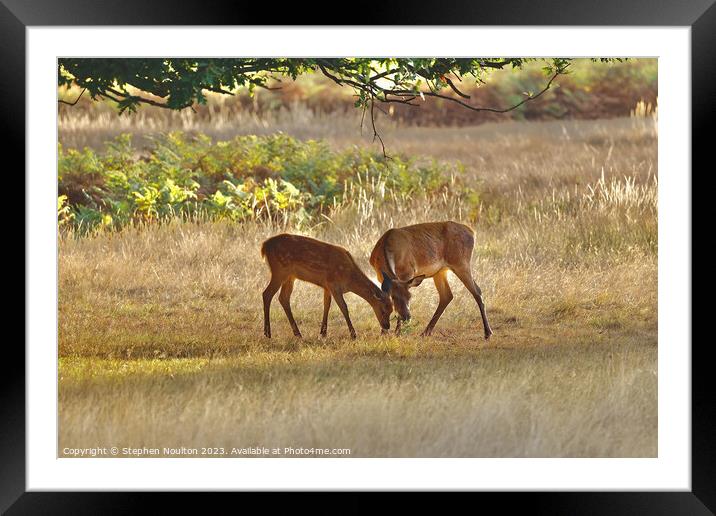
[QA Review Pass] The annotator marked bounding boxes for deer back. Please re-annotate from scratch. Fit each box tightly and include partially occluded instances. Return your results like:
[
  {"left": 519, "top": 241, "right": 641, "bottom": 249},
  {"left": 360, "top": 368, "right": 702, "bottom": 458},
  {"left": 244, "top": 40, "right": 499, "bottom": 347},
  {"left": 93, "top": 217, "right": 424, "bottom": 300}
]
[{"left": 371, "top": 222, "right": 475, "bottom": 283}]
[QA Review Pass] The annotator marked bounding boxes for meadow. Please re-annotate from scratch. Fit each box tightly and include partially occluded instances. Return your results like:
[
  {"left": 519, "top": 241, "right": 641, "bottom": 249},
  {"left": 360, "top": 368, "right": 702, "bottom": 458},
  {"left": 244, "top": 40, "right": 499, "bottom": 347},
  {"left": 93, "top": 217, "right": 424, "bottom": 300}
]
[{"left": 58, "top": 71, "right": 658, "bottom": 457}]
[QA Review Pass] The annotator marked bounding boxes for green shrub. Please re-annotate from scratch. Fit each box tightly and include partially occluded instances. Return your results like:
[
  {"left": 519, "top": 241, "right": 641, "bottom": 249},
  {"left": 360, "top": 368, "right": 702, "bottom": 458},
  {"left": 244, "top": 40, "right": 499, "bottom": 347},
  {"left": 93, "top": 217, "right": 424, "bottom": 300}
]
[{"left": 58, "top": 132, "right": 460, "bottom": 233}]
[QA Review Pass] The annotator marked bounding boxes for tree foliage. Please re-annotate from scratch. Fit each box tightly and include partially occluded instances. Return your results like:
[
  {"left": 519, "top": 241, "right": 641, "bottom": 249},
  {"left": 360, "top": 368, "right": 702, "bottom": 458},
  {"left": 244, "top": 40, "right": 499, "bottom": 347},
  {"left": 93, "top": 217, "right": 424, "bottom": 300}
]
[
  {"left": 58, "top": 58, "right": 621, "bottom": 154},
  {"left": 58, "top": 58, "right": 590, "bottom": 113}
]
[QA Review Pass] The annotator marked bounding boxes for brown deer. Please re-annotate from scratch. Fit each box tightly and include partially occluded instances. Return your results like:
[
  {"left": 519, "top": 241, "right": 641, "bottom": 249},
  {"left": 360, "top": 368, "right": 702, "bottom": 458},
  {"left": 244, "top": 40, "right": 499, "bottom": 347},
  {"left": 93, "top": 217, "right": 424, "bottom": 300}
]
[
  {"left": 369, "top": 221, "right": 492, "bottom": 339},
  {"left": 261, "top": 233, "right": 393, "bottom": 339}
]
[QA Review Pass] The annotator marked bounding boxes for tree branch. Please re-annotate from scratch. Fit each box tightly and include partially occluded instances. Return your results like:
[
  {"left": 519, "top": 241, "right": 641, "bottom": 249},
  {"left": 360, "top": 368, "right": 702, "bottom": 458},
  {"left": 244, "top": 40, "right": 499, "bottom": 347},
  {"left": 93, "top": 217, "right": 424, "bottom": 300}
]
[
  {"left": 370, "top": 97, "right": 389, "bottom": 160},
  {"left": 382, "top": 67, "right": 566, "bottom": 114},
  {"left": 106, "top": 87, "right": 194, "bottom": 111},
  {"left": 362, "top": 63, "right": 566, "bottom": 156},
  {"left": 444, "top": 77, "right": 470, "bottom": 99},
  {"left": 202, "top": 85, "right": 235, "bottom": 96},
  {"left": 58, "top": 87, "right": 86, "bottom": 106}
]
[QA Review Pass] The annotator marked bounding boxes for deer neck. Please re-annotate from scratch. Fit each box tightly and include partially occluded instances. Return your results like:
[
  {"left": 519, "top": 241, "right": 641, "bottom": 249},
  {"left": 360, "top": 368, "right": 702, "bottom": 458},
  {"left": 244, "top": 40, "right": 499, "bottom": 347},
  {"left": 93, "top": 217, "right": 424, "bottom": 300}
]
[{"left": 349, "top": 269, "right": 380, "bottom": 304}]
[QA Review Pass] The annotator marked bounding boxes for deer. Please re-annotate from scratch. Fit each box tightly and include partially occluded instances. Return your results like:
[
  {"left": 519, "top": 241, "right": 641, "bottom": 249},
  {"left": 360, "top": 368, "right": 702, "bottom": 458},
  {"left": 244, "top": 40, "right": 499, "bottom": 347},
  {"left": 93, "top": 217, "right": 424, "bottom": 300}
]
[
  {"left": 261, "top": 233, "right": 393, "bottom": 339},
  {"left": 369, "top": 221, "right": 493, "bottom": 339}
]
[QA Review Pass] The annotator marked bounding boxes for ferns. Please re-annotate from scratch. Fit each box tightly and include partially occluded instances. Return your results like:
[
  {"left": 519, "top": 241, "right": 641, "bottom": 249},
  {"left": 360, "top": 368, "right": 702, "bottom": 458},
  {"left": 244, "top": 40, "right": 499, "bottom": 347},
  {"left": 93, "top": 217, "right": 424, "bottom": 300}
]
[{"left": 58, "top": 132, "right": 454, "bottom": 233}]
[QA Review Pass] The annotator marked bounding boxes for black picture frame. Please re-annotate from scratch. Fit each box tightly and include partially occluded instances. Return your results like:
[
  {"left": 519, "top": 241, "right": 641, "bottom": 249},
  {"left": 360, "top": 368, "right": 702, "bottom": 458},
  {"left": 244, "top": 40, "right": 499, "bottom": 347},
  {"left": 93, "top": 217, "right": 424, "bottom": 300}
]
[{"left": 4, "top": 1, "right": 709, "bottom": 513}]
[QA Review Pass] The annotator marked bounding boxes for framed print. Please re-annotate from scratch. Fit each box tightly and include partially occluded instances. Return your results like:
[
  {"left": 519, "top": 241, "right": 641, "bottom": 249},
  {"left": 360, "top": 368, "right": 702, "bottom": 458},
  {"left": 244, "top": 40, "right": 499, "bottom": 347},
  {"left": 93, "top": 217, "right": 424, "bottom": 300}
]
[{"left": 5, "top": 0, "right": 710, "bottom": 512}]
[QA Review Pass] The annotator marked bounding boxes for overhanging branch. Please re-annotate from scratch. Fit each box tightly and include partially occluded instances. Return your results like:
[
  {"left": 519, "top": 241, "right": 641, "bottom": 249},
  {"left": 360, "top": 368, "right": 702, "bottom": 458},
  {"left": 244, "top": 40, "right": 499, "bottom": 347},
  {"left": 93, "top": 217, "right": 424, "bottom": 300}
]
[{"left": 58, "top": 87, "right": 86, "bottom": 106}]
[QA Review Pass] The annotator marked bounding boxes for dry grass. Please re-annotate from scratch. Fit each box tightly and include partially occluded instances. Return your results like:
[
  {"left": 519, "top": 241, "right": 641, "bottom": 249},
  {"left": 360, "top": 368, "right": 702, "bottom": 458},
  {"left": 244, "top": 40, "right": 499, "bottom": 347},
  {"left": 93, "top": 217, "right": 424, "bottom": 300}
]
[
  {"left": 58, "top": 116, "right": 657, "bottom": 457},
  {"left": 59, "top": 343, "right": 656, "bottom": 457}
]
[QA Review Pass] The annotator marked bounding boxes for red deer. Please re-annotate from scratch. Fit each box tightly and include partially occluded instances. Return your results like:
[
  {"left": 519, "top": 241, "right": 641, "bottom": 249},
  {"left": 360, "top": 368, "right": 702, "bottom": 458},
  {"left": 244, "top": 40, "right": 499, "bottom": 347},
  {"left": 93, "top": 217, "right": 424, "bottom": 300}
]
[
  {"left": 261, "top": 234, "right": 393, "bottom": 339},
  {"left": 369, "top": 221, "right": 492, "bottom": 339}
]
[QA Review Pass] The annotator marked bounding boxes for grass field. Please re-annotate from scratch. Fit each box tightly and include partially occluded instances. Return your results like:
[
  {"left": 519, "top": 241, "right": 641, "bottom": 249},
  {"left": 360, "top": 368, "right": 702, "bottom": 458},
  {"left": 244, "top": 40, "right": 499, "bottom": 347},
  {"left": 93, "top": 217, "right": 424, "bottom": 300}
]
[{"left": 58, "top": 115, "right": 658, "bottom": 457}]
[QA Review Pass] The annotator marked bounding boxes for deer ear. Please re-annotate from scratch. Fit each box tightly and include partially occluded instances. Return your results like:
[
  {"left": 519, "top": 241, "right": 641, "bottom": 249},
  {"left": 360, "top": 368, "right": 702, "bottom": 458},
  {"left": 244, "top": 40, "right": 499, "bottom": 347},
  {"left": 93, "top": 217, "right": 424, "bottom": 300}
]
[
  {"left": 408, "top": 275, "right": 425, "bottom": 287},
  {"left": 381, "top": 272, "right": 393, "bottom": 293}
]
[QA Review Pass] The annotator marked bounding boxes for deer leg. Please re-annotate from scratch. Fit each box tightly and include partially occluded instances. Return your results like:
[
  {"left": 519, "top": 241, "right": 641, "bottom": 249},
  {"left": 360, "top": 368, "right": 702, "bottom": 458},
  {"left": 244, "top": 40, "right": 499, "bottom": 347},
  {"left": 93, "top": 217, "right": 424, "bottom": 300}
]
[
  {"left": 262, "top": 276, "right": 283, "bottom": 338},
  {"left": 331, "top": 289, "right": 357, "bottom": 339},
  {"left": 452, "top": 267, "right": 493, "bottom": 340},
  {"left": 320, "top": 288, "right": 332, "bottom": 337},
  {"left": 421, "top": 270, "right": 454, "bottom": 337},
  {"left": 278, "top": 278, "right": 302, "bottom": 338}
]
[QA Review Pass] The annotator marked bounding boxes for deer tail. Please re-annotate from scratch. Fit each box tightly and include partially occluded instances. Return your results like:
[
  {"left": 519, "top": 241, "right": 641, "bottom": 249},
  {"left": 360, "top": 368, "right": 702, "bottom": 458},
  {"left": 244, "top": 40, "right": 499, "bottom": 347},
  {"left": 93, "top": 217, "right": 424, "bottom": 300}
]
[{"left": 260, "top": 241, "right": 268, "bottom": 259}]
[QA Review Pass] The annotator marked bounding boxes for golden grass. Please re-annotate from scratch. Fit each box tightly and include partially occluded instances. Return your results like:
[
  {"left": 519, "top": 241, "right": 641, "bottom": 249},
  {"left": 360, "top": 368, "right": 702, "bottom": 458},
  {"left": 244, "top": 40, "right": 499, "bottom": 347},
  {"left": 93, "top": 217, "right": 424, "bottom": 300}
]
[
  {"left": 58, "top": 116, "right": 657, "bottom": 457},
  {"left": 59, "top": 341, "right": 656, "bottom": 457}
]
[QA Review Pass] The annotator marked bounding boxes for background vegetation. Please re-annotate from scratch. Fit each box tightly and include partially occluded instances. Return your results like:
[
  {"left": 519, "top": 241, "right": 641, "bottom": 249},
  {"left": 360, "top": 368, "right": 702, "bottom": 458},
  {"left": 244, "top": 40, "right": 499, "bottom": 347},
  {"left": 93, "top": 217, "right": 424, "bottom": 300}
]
[
  {"left": 58, "top": 132, "right": 455, "bottom": 232},
  {"left": 59, "top": 59, "right": 657, "bottom": 149}
]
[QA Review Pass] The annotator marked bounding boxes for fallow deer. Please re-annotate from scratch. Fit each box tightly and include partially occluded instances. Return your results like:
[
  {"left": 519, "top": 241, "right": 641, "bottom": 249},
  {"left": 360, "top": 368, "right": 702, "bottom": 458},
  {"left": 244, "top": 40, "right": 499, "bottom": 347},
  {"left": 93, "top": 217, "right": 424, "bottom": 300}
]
[
  {"left": 261, "top": 234, "right": 393, "bottom": 339},
  {"left": 369, "top": 221, "right": 493, "bottom": 339}
]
